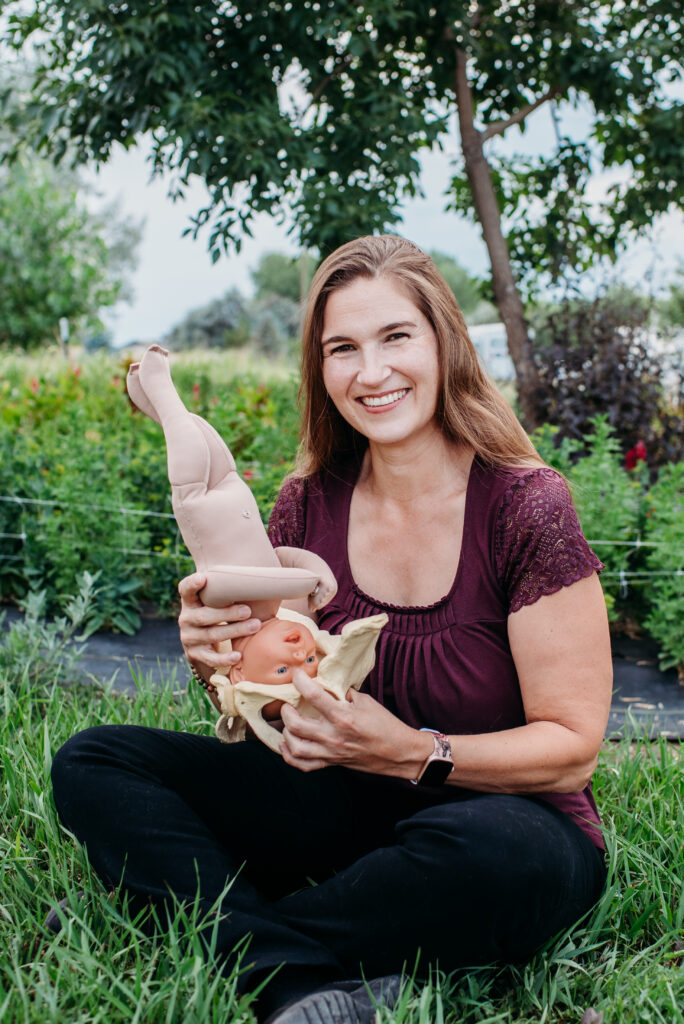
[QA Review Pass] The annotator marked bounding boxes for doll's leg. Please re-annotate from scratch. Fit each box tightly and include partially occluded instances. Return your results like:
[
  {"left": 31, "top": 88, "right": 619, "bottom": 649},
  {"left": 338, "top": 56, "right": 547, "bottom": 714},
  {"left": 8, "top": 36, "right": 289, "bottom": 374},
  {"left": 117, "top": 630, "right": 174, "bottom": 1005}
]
[
  {"left": 126, "top": 362, "right": 161, "bottom": 423},
  {"left": 127, "top": 360, "right": 235, "bottom": 490}
]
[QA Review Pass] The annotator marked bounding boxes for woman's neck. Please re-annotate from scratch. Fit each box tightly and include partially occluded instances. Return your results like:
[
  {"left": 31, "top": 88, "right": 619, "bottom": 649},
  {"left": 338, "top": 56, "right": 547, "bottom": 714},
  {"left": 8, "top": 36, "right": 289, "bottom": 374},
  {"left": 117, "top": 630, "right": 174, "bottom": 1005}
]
[{"left": 359, "top": 433, "right": 474, "bottom": 504}]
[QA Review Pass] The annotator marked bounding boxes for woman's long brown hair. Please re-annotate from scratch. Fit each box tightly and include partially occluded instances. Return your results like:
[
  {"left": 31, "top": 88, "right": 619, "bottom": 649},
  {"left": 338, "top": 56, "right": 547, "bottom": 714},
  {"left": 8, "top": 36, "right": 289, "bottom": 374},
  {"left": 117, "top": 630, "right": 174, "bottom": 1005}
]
[{"left": 296, "top": 235, "right": 543, "bottom": 476}]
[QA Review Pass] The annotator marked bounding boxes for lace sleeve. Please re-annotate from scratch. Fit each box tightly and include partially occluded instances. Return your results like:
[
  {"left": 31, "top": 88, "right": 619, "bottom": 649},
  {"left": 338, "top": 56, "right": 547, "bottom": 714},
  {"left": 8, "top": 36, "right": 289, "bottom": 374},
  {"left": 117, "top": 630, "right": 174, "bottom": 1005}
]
[
  {"left": 267, "top": 475, "right": 307, "bottom": 549},
  {"left": 495, "top": 468, "right": 603, "bottom": 614}
]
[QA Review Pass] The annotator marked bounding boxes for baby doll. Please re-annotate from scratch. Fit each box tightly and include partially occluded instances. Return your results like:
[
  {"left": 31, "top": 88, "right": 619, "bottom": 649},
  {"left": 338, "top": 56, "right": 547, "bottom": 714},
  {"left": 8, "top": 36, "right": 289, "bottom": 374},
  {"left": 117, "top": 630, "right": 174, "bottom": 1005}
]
[{"left": 127, "top": 346, "right": 386, "bottom": 752}]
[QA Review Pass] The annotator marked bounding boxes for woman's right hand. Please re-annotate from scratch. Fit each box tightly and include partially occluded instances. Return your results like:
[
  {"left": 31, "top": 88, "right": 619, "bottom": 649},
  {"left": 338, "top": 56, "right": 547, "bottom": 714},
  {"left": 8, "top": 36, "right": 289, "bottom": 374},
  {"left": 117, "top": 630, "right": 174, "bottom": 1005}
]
[{"left": 178, "top": 572, "right": 262, "bottom": 673}]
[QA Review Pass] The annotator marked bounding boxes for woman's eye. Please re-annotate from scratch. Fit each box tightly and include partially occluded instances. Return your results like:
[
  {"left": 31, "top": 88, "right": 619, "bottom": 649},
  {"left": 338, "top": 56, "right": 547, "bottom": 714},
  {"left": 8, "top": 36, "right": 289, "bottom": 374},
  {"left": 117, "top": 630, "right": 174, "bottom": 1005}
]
[
  {"left": 275, "top": 666, "right": 288, "bottom": 675},
  {"left": 327, "top": 343, "right": 355, "bottom": 356},
  {"left": 385, "top": 332, "right": 408, "bottom": 342}
]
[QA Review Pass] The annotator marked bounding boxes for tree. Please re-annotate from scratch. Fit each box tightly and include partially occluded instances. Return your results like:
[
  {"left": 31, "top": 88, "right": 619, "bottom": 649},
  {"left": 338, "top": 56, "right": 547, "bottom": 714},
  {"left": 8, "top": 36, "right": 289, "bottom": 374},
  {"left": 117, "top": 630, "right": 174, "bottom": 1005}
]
[
  {"left": 659, "top": 270, "right": 684, "bottom": 330},
  {"left": 251, "top": 251, "right": 316, "bottom": 305},
  {"left": 0, "top": 159, "right": 128, "bottom": 350},
  {"left": 164, "top": 288, "right": 249, "bottom": 350},
  {"left": 3, "top": 2, "right": 682, "bottom": 423},
  {"left": 427, "top": 252, "right": 484, "bottom": 317}
]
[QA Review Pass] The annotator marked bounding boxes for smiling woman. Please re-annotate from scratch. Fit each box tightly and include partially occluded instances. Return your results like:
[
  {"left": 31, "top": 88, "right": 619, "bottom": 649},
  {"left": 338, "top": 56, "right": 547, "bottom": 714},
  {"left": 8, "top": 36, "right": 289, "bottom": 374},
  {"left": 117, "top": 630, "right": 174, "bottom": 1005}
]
[{"left": 50, "top": 236, "right": 613, "bottom": 1024}]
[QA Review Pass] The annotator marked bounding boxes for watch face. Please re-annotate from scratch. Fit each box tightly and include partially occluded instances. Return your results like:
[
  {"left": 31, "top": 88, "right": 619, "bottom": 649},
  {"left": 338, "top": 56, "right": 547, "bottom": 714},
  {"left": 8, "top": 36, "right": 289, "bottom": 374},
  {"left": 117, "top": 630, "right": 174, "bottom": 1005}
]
[{"left": 418, "top": 757, "right": 454, "bottom": 787}]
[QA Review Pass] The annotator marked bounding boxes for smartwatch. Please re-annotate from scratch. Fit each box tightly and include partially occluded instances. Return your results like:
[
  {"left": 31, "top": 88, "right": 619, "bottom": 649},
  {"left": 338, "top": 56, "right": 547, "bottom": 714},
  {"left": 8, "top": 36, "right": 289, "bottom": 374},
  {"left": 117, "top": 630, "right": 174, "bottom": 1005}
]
[{"left": 411, "top": 729, "right": 454, "bottom": 787}]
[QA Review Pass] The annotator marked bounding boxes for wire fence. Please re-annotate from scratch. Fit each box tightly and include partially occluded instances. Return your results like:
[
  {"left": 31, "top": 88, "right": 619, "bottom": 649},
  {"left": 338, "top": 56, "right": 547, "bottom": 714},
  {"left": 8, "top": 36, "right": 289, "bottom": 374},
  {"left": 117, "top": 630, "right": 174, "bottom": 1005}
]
[
  {"left": 1, "top": 493, "right": 683, "bottom": 581},
  {"left": 0, "top": 493, "right": 190, "bottom": 565}
]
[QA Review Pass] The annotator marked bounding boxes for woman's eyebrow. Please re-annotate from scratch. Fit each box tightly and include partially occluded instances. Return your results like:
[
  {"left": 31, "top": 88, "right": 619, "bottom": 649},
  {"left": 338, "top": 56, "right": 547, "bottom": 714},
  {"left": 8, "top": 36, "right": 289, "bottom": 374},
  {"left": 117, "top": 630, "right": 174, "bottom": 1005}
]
[{"left": 321, "top": 321, "right": 417, "bottom": 347}]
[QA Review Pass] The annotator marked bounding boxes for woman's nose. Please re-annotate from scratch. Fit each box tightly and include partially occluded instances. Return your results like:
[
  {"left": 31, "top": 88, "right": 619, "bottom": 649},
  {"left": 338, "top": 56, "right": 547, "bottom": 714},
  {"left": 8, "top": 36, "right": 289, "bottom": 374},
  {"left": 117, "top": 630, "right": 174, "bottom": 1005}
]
[{"left": 356, "top": 346, "right": 391, "bottom": 387}]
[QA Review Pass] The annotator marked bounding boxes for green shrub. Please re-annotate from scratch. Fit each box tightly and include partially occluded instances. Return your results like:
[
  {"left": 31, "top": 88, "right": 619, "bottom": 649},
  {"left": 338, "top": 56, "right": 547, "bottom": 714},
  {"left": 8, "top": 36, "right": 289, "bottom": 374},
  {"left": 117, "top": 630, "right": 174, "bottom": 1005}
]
[
  {"left": 643, "top": 463, "right": 684, "bottom": 678},
  {"left": 0, "top": 351, "right": 301, "bottom": 628},
  {"left": 566, "top": 418, "right": 643, "bottom": 618},
  {"left": 533, "top": 417, "right": 643, "bottom": 620},
  {"left": 530, "top": 289, "right": 684, "bottom": 468}
]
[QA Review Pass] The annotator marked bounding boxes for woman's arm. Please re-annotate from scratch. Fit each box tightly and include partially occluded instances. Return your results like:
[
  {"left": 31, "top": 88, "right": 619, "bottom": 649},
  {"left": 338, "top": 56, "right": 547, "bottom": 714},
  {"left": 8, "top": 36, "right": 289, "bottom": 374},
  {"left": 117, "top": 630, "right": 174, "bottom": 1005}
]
[{"left": 279, "top": 574, "right": 612, "bottom": 794}]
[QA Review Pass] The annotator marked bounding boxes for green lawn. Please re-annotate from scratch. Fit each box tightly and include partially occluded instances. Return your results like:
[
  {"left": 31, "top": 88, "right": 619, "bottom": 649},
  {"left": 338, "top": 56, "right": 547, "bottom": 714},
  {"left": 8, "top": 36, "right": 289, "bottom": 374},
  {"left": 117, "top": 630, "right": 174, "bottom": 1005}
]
[{"left": 1, "top": 606, "right": 682, "bottom": 1023}]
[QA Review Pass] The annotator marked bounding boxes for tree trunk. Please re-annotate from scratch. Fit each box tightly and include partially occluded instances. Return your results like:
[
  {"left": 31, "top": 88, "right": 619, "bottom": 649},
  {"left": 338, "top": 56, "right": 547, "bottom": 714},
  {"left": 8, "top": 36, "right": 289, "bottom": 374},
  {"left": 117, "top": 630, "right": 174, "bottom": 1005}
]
[{"left": 453, "top": 48, "right": 542, "bottom": 430}]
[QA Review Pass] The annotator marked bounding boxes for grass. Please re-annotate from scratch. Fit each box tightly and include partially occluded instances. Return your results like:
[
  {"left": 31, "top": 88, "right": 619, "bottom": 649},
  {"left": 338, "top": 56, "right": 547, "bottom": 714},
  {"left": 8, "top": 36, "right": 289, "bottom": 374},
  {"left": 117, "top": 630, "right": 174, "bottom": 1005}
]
[{"left": 1, "top": 607, "right": 682, "bottom": 1023}]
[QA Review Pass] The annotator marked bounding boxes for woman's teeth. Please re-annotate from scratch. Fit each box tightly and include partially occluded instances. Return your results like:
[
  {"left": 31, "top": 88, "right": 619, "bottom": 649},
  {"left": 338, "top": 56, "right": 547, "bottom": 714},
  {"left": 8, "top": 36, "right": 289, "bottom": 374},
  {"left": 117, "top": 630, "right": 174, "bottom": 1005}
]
[{"left": 359, "top": 389, "right": 408, "bottom": 407}]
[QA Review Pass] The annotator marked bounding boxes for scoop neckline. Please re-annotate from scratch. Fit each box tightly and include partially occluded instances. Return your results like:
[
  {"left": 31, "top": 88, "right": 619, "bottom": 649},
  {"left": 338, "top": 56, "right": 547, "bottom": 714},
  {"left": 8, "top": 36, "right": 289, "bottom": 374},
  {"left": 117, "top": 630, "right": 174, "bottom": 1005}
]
[{"left": 340, "top": 456, "right": 478, "bottom": 614}]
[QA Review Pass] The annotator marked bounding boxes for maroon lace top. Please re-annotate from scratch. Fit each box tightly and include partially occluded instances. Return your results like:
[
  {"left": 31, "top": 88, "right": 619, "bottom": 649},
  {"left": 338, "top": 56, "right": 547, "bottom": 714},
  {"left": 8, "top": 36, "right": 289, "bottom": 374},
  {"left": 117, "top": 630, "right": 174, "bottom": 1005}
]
[{"left": 268, "top": 456, "right": 605, "bottom": 849}]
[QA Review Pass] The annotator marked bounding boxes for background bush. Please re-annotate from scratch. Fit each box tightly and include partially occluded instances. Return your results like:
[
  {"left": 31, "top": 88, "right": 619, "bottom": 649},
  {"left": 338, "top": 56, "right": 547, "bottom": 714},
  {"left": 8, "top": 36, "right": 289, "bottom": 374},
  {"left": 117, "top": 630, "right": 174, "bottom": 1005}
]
[
  {"left": 530, "top": 289, "right": 684, "bottom": 468},
  {"left": 0, "top": 350, "right": 300, "bottom": 633},
  {"left": 2, "top": 348, "right": 684, "bottom": 676}
]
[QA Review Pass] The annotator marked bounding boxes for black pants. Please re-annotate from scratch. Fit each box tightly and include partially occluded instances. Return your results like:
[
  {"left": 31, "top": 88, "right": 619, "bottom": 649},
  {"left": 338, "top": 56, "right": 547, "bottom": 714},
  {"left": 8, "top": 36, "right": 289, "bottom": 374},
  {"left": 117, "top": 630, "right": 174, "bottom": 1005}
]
[{"left": 51, "top": 725, "right": 606, "bottom": 1017}]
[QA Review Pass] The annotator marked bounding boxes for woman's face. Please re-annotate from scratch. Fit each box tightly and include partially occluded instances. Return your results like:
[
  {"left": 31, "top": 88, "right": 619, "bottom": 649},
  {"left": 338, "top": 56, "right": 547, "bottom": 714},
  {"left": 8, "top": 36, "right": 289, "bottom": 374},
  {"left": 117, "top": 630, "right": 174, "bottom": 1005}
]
[
  {"left": 232, "top": 619, "right": 319, "bottom": 686},
  {"left": 320, "top": 275, "right": 441, "bottom": 449}
]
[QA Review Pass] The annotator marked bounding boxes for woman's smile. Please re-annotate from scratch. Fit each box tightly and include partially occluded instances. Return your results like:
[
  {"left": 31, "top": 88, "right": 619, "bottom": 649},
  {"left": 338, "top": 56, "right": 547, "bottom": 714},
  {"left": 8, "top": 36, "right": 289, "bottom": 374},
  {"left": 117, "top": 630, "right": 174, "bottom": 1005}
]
[{"left": 357, "top": 388, "right": 410, "bottom": 410}]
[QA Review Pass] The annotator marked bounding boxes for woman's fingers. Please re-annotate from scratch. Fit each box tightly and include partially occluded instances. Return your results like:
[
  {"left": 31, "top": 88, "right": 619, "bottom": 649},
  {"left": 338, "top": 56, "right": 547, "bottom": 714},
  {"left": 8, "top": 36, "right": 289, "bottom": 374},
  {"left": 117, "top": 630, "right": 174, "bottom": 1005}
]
[
  {"left": 186, "top": 644, "right": 240, "bottom": 670},
  {"left": 177, "top": 573, "right": 262, "bottom": 667},
  {"left": 280, "top": 741, "right": 327, "bottom": 772},
  {"left": 177, "top": 572, "right": 207, "bottom": 607},
  {"left": 289, "top": 669, "right": 347, "bottom": 718}
]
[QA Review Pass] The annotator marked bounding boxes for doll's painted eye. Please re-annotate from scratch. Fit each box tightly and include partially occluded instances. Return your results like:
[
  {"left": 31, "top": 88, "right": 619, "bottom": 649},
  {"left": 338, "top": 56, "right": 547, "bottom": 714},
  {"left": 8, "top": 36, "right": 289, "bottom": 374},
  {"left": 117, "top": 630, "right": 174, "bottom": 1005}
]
[
  {"left": 305, "top": 656, "right": 316, "bottom": 664},
  {"left": 275, "top": 666, "right": 288, "bottom": 675}
]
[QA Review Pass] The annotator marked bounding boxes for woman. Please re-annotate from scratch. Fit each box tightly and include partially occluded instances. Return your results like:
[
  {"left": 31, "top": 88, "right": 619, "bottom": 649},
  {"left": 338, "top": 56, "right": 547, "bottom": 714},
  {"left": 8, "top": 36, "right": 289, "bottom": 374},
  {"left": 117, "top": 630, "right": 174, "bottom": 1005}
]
[{"left": 51, "top": 236, "right": 612, "bottom": 1024}]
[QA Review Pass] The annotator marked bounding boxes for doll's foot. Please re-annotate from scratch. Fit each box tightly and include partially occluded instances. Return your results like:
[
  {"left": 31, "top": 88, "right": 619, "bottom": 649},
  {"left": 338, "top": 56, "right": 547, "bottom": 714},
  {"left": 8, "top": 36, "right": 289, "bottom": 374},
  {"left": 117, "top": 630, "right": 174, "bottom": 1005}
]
[
  {"left": 137, "top": 344, "right": 188, "bottom": 423},
  {"left": 307, "top": 578, "right": 337, "bottom": 612},
  {"left": 126, "top": 362, "right": 161, "bottom": 423},
  {"left": 263, "top": 975, "right": 403, "bottom": 1024}
]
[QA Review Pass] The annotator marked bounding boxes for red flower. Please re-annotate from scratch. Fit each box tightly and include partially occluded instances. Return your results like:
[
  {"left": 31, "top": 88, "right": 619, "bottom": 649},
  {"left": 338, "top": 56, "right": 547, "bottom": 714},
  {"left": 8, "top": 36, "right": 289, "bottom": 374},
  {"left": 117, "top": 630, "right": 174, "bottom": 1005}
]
[
  {"left": 29, "top": 377, "right": 39, "bottom": 394},
  {"left": 243, "top": 469, "right": 255, "bottom": 480},
  {"left": 625, "top": 441, "right": 647, "bottom": 471},
  {"left": 192, "top": 382, "right": 200, "bottom": 399}
]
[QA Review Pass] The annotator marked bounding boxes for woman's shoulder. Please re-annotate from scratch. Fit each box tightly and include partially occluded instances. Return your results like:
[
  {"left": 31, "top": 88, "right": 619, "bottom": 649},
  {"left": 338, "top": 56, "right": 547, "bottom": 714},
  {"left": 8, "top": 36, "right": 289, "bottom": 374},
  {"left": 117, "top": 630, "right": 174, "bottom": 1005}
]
[
  {"left": 474, "top": 459, "right": 570, "bottom": 513},
  {"left": 484, "top": 462, "right": 602, "bottom": 613}
]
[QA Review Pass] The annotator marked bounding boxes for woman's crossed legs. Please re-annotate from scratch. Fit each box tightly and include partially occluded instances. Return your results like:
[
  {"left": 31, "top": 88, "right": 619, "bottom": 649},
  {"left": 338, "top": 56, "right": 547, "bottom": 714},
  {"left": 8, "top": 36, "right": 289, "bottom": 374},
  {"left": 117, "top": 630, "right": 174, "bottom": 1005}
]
[{"left": 51, "top": 725, "right": 606, "bottom": 1018}]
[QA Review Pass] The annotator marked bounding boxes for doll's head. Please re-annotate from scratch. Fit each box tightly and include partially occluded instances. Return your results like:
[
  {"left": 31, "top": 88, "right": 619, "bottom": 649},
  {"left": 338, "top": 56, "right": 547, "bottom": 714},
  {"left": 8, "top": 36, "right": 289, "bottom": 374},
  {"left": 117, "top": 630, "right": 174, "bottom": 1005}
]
[{"left": 229, "top": 618, "right": 319, "bottom": 687}]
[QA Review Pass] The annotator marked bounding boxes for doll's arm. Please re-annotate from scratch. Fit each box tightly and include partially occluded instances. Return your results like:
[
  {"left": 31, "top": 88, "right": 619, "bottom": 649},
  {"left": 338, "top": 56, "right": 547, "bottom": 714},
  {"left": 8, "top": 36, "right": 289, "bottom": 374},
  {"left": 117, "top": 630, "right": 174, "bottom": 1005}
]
[{"left": 274, "top": 547, "right": 337, "bottom": 611}]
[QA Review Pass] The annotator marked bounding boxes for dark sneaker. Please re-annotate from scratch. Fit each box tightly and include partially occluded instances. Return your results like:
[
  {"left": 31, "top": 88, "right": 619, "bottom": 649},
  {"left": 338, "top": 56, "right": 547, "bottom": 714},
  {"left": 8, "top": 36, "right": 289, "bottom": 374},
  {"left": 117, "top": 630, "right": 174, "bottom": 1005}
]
[
  {"left": 264, "top": 974, "right": 403, "bottom": 1024},
  {"left": 43, "top": 892, "right": 84, "bottom": 934}
]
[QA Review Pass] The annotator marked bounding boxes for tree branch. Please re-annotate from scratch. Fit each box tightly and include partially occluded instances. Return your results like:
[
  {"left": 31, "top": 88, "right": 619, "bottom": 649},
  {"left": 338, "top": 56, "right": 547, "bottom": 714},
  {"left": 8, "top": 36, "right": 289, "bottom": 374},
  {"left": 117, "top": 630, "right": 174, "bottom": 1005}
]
[
  {"left": 309, "top": 53, "right": 353, "bottom": 106},
  {"left": 481, "top": 86, "right": 561, "bottom": 141}
]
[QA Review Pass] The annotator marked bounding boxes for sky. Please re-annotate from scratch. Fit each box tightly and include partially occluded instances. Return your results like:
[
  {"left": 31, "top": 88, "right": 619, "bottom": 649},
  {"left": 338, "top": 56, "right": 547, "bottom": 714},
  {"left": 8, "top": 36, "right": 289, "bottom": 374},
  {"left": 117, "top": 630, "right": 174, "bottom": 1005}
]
[{"left": 83, "top": 109, "right": 684, "bottom": 349}]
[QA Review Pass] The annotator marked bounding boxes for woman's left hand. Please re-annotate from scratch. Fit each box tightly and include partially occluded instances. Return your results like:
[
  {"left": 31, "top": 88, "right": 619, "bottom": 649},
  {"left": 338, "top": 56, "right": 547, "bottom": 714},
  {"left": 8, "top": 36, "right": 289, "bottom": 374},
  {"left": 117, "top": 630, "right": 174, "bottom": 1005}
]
[{"left": 280, "top": 670, "right": 426, "bottom": 777}]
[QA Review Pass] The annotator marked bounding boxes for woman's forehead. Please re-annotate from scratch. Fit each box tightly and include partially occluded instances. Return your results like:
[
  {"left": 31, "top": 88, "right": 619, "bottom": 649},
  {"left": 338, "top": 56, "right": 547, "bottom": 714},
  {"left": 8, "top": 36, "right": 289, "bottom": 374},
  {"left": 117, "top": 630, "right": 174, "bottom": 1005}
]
[{"left": 322, "top": 276, "right": 424, "bottom": 335}]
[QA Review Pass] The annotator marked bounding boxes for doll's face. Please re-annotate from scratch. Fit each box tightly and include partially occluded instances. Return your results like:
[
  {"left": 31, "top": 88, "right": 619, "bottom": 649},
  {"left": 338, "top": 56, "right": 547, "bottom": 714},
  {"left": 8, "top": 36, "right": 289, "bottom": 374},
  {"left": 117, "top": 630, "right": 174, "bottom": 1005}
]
[{"left": 231, "top": 618, "right": 319, "bottom": 686}]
